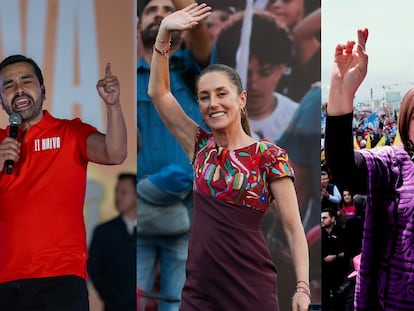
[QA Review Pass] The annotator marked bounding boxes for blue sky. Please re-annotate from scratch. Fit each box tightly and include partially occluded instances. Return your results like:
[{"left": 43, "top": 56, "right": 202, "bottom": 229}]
[{"left": 321, "top": 0, "right": 414, "bottom": 103}]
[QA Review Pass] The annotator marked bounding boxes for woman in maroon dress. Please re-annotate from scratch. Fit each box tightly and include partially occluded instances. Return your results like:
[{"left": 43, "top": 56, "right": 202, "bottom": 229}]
[{"left": 147, "top": 3, "right": 311, "bottom": 310}]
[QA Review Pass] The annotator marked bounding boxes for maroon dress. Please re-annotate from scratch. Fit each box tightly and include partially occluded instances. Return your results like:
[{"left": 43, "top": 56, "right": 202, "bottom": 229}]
[{"left": 180, "top": 128, "right": 295, "bottom": 310}]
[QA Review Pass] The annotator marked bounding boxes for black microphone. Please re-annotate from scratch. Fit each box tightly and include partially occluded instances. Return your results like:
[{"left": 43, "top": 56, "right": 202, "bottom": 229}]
[{"left": 5, "top": 113, "right": 22, "bottom": 174}]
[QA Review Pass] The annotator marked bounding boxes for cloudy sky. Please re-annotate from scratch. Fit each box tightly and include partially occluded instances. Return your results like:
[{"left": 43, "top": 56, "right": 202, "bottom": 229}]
[{"left": 321, "top": 0, "right": 414, "bottom": 104}]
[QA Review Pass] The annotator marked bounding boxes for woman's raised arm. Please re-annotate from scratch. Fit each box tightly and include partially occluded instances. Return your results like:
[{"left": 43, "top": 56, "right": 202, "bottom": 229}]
[
  {"left": 148, "top": 3, "right": 211, "bottom": 160},
  {"left": 327, "top": 28, "right": 368, "bottom": 116}
]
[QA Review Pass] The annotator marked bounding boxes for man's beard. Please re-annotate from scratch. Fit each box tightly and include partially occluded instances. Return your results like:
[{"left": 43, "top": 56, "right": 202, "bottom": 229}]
[
  {"left": 140, "top": 24, "right": 181, "bottom": 49},
  {"left": 140, "top": 26, "right": 159, "bottom": 49},
  {"left": 10, "top": 94, "right": 44, "bottom": 123}
]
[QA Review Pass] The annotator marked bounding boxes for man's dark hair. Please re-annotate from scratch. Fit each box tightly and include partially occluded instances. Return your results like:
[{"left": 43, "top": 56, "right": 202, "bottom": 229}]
[
  {"left": 321, "top": 207, "right": 336, "bottom": 218},
  {"left": 118, "top": 173, "right": 137, "bottom": 187},
  {"left": 0, "top": 55, "right": 44, "bottom": 86},
  {"left": 137, "top": 0, "right": 150, "bottom": 18},
  {"left": 216, "top": 11, "right": 293, "bottom": 68}
]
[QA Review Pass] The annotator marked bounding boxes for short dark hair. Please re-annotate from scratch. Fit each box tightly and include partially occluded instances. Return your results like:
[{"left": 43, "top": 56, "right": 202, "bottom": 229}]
[
  {"left": 342, "top": 188, "right": 353, "bottom": 197},
  {"left": 138, "top": 0, "right": 175, "bottom": 19},
  {"left": 321, "top": 207, "right": 335, "bottom": 218},
  {"left": 137, "top": 0, "right": 151, "bottom": 18},
  {"left": 216, "top": 11, "right": 293, "bottom": 68},
  {"left": 0, "top": 55, "right": 44, "bottom": 86}
]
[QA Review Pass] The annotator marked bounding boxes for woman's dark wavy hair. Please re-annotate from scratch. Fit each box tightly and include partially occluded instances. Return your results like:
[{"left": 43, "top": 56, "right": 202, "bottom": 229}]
[{"left": 341, "top": 188, "right": 354, "bottom": 206}]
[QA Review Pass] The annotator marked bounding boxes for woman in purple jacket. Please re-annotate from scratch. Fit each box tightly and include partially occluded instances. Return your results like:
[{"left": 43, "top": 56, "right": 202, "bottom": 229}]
[{"left": 325, "top": 28, "right": 414, "bottom": 310}]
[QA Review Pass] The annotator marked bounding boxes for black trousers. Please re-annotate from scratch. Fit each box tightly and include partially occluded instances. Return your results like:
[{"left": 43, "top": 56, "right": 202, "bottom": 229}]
[{"left": 0, "top": 275, "right": 89, "bottom": 311}]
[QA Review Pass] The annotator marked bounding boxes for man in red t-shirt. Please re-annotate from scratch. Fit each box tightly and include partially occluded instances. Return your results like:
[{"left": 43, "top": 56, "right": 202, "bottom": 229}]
[{"left": 0, "top": 54, "right": 127, "bottom": 311}]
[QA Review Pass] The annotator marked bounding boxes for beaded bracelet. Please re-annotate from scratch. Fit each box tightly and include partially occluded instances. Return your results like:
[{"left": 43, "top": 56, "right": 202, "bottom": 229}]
[{"left": 153, "top": 44, "right": 171, "bottom": 59}]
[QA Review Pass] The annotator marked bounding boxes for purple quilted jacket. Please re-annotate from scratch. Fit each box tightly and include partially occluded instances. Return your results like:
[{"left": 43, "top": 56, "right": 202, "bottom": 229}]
[{"left": 355, "top": 146, "right": 414, "bottom": 310}]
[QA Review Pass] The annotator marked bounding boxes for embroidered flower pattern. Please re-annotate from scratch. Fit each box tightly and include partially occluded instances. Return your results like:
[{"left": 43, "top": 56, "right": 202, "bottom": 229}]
[{"left": 193, "top": 127, "right": 294, "bottom": 212}]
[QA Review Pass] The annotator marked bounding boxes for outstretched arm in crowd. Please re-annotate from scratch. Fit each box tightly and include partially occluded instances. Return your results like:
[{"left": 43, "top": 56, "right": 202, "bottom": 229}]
[
  {"left": 148, "top": 3, "right": 211, "bottom": 160},
  {"left": 291, "top": 8, "right": 321, "bottom": 66}
]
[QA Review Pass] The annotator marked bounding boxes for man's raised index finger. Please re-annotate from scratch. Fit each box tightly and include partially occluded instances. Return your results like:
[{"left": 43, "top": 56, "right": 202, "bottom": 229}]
[{"left": 105, "top": 62, "right": 112, "bottom": 77}]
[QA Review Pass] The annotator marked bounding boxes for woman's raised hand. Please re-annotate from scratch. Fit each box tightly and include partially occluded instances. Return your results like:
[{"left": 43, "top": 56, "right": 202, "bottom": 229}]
[
  {"left": 160, "top": 3, "right": 212, "bottom": 33},
  {"left": 328, "top": 28, "right": 369, "bottom": 115}
]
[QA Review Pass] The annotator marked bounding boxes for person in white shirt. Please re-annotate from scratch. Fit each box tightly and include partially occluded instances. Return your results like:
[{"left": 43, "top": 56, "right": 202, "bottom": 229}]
[{"left": 216, "top": 10, "right": 299, "bottom": 144}]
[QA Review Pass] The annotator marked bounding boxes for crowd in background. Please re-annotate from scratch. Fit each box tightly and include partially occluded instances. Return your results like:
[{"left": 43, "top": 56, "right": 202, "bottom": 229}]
[
  {"left": 322, "top": 101, "right": 400, "bottom": 153},
  {"left": 320, "top": 169, "right": 366, "bottom": 311},
  {"left": 321, "top": 99, "right": 402, "bottom": 310}
]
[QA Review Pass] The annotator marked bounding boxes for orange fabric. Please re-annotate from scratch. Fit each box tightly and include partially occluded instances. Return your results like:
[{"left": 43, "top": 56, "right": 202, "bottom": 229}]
[{"left": 0, "top": 111, "right": 97, "bottom": 283}]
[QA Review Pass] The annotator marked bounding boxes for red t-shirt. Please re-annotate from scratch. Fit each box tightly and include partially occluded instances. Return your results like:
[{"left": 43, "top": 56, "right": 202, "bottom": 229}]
[
  {"left": 342, "top": 204, "right": 357, "bottom": 219},
  {"left": 0, "top": 111, "right": 97, "bottom": 283}
]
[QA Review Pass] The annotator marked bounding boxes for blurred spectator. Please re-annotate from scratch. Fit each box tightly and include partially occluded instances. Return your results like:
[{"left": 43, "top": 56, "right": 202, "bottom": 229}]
[
  {"left": 340, "top": 189, "right": 357, "bottom": 220},
  {"left": 266, "top": 0, "right": 305, "bottom": 29},
  {"left": 343, "top": 194, "right": 366, "bottom": 261},
  {"left": 321, "top": 208, "right": 346, "bottom": 311},
  {"left": 206, "top": 7, "right": 235, "bottom": 43},
  {"left": 321, "top": 170, "right": 341, "bottom": 211},
  {"left": 88, "top": 173, "right": 137, "bottom": 311},
  {"left": 266, "top": 0, "right": 321, "bottom": 102},
  {"left": 216, "top": 10, "right": 298, "bottom": 143},
  {"left": 341, "top": 197, "right": 366, "bottom": 311},
  {"left": 279, "top": 82, "right": 321, "bottom": 225}
]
